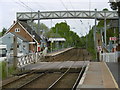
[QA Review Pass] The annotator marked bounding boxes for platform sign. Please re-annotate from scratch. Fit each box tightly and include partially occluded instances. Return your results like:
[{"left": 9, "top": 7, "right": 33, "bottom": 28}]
[{"left": 109, "top": 37, "right": 117, "bottom": 41}]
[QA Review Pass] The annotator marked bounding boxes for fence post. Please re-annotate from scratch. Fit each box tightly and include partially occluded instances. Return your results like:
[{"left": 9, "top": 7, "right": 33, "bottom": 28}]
[{"left": 13, "top": 36, "right": 18, "bottom": 70}]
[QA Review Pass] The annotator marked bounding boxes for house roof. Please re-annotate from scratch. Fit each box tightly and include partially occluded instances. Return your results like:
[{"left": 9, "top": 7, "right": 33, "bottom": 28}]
[
  {"left": 10, "top": 32, "right": 28, "bottom": 42},
  {"left": 0, "top": 32, "right": 28, "bottom": 42},
  {"left": 19, "top": 21, "right": 41, "bottom": 43}
]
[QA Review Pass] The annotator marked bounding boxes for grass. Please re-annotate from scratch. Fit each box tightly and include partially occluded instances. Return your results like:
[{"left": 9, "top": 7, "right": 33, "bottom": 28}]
[
  {"left": 0, "top": 62, "right": 2, "bottom": 80},
  {"left": 0, "top": 61, "right": 16, "bottom": 80},
  {"left": 0, "top": 32, "right": 2, "bottom": 36},
  {"left": 0, "top": 61, "right": 7, "bottom": 80}
]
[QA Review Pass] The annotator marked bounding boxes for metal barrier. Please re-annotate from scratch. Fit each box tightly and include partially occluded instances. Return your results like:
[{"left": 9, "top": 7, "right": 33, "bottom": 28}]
[
  {"left": 100, "top": 52, "right": 119, "bottom": 62},
  {"left": 17, "top": 52, "right": 44, "bottom": 68}
]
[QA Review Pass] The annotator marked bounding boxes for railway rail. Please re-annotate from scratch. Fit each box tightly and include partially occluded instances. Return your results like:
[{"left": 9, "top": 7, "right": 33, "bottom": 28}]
[
  {"left": 2, "top": 70, "right": 36, "bottom": 88},
  {"left": 45, "top": 48, "right": 92, "bottom": 62},
  {"left": 47, "top": 62, "right": 74, "bottom": 89},
  {"left": 2, "top": 64, "right": 86, "bottom": 89},
  {"left": 2, "top": 48, "right": 89, "bottom": 89},
  {"left": 2, "top": 70, "right": 47, "bottom": 89},
  {"left": 47, "top": 61, "right": 86, "bottom": 89}
]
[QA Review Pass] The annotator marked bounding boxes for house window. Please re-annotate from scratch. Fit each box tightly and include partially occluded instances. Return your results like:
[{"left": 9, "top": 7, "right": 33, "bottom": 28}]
[{"left": 15, "top": 28, "right": 20, "bottom": 32}]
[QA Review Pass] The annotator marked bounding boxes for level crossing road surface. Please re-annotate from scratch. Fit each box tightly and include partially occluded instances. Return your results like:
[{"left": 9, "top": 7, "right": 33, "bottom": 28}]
[
  {"left": 106, "top": 62, "right": 120, "bottom": 88},
  {"left": 22, "top": 61, "right": 89, "bottom": 70}
]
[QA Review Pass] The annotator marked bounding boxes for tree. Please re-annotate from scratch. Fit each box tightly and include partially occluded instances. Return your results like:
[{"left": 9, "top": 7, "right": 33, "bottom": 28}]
[
  {"left": 0, "top": 32, "right": 2, "bottom": 36},
  {"left": 33, "top": 22, "right": 49, "bottom": 35},
  {"left": 49, "top": 22, "right": 82, "bottom": 48},
  {"left": 1, "top": 28, "right": 7, "bottom": 36},
  {"left": 110, "top": 2, "right": 118, "bottom": 10}
]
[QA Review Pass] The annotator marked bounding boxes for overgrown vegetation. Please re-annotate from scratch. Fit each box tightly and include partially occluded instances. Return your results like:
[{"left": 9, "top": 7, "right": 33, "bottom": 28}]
[
  {"left": 46, "top": 22, "right": 82, "bottom": 48},
  {"left": 0, "top": 28, "right": 7, "bottom": 36},
  {"left": 33, "top": 22, "right": 49, "bottom": 35},
  {"left": 0, "top": 61, "right": 15, "bottom": 80}
]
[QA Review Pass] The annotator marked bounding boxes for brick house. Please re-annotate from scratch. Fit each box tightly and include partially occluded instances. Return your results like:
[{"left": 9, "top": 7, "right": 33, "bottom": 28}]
[{"left": 6, "top": 21, "right": 41, "bottom": 53}]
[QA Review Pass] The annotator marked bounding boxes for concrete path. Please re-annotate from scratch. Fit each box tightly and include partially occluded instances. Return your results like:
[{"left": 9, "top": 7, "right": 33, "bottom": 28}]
[
  {"left": 107, "top": 62, "right": 120, "bottom": 88},
  {"left": 77, "top": 62, "right": 119, "bottom": 89}
]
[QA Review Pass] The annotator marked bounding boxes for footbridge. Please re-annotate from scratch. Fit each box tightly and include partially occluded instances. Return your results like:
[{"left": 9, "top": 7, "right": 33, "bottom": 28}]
[
  {"left": 16, "top": 10, "right": 118, "bottom": 56},
  {"left": 17, "top": 10, "right": 118, "bottom": 20}
]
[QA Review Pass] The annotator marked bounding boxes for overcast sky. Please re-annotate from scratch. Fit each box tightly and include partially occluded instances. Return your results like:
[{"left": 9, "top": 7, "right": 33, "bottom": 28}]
[{"left": 0, "top": 0, "right": 112, "bottom": 36}]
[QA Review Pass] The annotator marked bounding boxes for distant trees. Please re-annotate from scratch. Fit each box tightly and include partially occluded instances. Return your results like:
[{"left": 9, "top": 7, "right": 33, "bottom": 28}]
[
  {"left": 33, "top": 22, "right": 49, "bottom": 35},
  {"left": 0, "top": 28, "right": 7, "bottom": 36},
  {"left": 47, "top": 22, "right": 82, "bottom": 48}
]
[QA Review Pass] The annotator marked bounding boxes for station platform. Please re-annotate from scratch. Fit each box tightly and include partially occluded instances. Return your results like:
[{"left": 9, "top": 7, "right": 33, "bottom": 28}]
[
  {"left": 77, "top": 62, "right": 119, "bottom": 89},
  {"left": 45, "top": 47, "right": 74, "bottom": 57}
]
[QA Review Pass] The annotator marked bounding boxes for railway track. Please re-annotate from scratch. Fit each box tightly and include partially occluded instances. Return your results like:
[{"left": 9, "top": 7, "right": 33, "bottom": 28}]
[
  {"left": 47, "top": 61, "right": 86, "bottom": 89},
  {"left": 17, "top": 62, "right": 75, "bottom": 89},
  {"left": 45, "top": 48, "right": 92, "bottom": 62},
  {"left": 2, "top": 70, "right": 47, "bottom": 89},
  {"left": 47, "top": 63, "right": 74, "bottom": 89},
  {"left": 2, "top": 48, "right": 89, "bottom": 89},
  {"left": 2, "top": 63, "right": 86, "bottom": 89}
]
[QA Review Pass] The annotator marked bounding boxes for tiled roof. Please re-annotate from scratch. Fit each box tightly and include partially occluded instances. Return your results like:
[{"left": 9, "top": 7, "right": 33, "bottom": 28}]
[
  {"left": 10, "top": 32, "right": 28, "bottom": 42},
  {"left": 19, "top": 21, "right": 41, "bottom": 43}
]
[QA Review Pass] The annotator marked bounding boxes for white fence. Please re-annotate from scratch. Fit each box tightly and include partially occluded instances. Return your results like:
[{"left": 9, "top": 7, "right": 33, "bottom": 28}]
[
  {"left": 100, "top": 52, "right": 119, "bottom": 62},
  {"left": 17, "top": 52, "right": 43, "bottom": 67},
  {"left": 17, "top": 48, "right": 48, "bottom": 68}
]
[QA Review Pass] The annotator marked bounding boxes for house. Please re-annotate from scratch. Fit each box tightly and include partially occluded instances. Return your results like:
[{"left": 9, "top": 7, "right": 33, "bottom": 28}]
[
  {"left": 0, "top": 32, "right": 29, "bottom": 55},
  {"left": 5, "top": 21, "right": 41, "bottom": 53}
]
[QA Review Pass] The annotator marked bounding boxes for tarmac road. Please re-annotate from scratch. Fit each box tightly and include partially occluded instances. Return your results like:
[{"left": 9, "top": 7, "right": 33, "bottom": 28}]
[{"left": 106, "top": 62, "right": 120, "bottom": 88}]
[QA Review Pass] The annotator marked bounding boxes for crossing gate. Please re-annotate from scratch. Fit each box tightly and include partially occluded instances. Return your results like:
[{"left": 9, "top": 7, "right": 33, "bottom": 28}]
[
  {"left": 100, "top": 52, "right": 119, "bottom": 62},
  {"left": 17, "top": 48, "right": 48, "bottom": 68}
]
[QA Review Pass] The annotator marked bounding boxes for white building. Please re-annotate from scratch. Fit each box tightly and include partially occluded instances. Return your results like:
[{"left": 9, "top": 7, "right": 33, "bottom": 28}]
[{"left": 0, "top": 32, "right": 29, "bottom": 56}]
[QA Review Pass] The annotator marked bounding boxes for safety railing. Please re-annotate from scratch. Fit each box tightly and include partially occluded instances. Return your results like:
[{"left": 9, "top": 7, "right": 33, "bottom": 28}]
[
  {"left": 100, "top": 52, "right": 119, "bottom": 62},
  {"left": 17, "top": 52, "right": 44, "bottom": 68}
]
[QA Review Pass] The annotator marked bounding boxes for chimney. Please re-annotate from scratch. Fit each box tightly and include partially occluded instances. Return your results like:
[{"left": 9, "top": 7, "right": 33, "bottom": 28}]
[{"left": 13, "top": 21, "right": 16, "bottom": 24}]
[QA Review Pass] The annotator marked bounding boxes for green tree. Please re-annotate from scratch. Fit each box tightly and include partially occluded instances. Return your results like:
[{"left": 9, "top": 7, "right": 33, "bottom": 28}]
[
  {"left": 49, "top": 22, "right": 82, "bottom": 48},
  {"left": 0, "top": 32, "right": 2, "bottom": 36},
  {"left": 33, "top": 22, "right": 49, "bottom": 35},
  {"left": 1, "top": 28, "right": 7, "bottom": 36}
]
